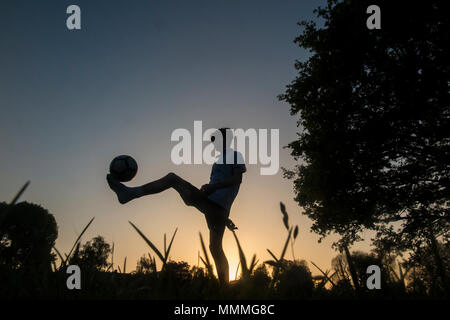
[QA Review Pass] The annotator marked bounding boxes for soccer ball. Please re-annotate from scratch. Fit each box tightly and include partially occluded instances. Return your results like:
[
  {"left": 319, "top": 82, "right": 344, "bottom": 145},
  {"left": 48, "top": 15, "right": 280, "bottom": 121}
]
[{"left": 109, "top": 155, "right": 138, "bottom": 182}]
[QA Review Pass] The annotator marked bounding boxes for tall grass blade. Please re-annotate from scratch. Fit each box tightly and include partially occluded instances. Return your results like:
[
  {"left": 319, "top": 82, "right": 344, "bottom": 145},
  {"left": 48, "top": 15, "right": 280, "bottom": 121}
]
[
  {"left": 266, "top": 249, "right": 279, "bottom": 262},
  {"left": 249, "top": 254, "right": 258, "bottom": 273},
  {"left": 279, "top": 228, "right": 292, "bottom": 261},
  {"left": 199, "top": 256, "right": 211, "bottom": 273},
  {"left": 128, "top": 221, "right": 165, "bottom": 263},
  {"left": 9, "top": 181, "right": 30, "bottom": 205},
  {"left": 164, "top": 233, "right": 167, "bottom": 257},
  {"left": 235, "top": 262, "right": 240, "bottom": 280},
  {"left": 232, "top": 230, "right": 249, "bottom": 278},
  {"left": 64, "top": 217, "right": 95, "bottom": 267},
  {"left": 123, "top": 256, "right": 127, "bottom": 274},
  {"left": 52, "top": 246, "right": 64, "bottom": 269},
  {"left": 310, "top": 260, "right": 336, "bottom": 287},
  {"left": 280, "top": 202, "right": 289, "bottom": 230},
  {"left": 343, "top": 245, "right": 360, "bottom": 292},
  {"left": 199, "top": 232, "right": 213, "bottom": 276},
  {"left": 71, "top": 242, "right": 81, "bottom": 263},
  {"left": 293, "top": 225, "right": 299, "bottom": 239},
  {"left": 327, "top": 271, "right": 337, "bottom": 285},
  {"left": 164, "top": 228, "right": 178, "bottom": 263}
]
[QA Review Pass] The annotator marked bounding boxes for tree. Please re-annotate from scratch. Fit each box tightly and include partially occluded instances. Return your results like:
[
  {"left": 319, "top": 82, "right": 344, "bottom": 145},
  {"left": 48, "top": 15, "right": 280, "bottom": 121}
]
[
  {"left": 0, "top": 202, "right": 58, "bottom": 272},
  {"left": 273, "top": 260, "right": 313, "bottom": 299},
  {"left": 331, "top": 251, "right": 388, "bottom": 291},
  {"left": 69, "top": 236, "right": 111, "bottom": 271},
  {"left": 280, "top": 0, "right": 449, "bottom": 287},
  {"left": 404, "top": 240, "right": 450, "bottom": 296},
  {"left": 136, "top": 253, "right": 157, "bottom": 274}
]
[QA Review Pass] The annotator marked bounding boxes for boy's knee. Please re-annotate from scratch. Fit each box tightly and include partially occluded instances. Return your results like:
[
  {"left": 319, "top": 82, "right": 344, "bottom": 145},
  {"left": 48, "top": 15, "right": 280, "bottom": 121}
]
[{"left": 166, "top": 172, "right": 178, "bottom": 181}]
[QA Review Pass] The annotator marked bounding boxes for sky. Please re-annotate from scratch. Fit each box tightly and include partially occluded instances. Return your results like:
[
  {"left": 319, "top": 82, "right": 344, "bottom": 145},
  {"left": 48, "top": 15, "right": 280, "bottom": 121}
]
[{"left": 0, "top": 0, "right": 373, "bottom": 279}]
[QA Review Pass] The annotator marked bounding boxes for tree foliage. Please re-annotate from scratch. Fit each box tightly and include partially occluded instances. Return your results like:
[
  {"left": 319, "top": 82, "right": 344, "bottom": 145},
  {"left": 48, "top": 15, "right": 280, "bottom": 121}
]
[
  {"left": 0, "top": 202, "right": 58, "bottom": 272},
  {"left": 69, "top": 236, "right": 112, "bottom": 271},
  {"left": 405, "top": 240, "right": 450, "bottom": 295},
  {"left": 136, "top": 253, "right": 157, "bottom": 274},
  {"left": 280, "top": 0, "right": 449, "bottom": 249}
]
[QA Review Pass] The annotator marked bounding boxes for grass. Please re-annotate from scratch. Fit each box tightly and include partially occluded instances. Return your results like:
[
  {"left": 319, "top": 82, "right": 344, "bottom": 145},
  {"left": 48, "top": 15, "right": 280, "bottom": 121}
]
[
  {"left": 129, "top": 221, "right": 178, "bottom": 271},
  {"left": 310, "top": 260, "right": 336, "bottom": 288},
  {"left": 198, "top": 232, "right": 214, "bottom": 276},
  {"left": 52, "top": 217, "right": 95, "bottom": 271},
  {"left": 232, "top": 230, "right": 258, "bottom": 280},
  {"left": 0, "top": 183, "right": 443, "bottom": 299}
]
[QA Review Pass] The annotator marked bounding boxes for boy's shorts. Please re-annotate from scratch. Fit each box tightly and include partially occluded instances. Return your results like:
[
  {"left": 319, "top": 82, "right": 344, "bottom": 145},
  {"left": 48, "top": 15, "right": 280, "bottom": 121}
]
[{"left": 184, "top": 182, "right": 229, "bottom": 233}]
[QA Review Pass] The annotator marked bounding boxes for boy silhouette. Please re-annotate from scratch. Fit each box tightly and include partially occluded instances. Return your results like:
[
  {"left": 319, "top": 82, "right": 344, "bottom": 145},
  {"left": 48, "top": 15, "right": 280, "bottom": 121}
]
[{"left": 106, "top": 128, "right": 246, "bottom": 284}]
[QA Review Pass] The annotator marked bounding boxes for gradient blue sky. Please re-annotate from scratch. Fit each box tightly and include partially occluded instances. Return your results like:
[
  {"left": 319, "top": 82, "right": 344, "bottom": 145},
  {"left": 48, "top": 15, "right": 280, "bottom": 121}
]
[{"left": 0, "top": 0, "right": 372, "bottom": 277}]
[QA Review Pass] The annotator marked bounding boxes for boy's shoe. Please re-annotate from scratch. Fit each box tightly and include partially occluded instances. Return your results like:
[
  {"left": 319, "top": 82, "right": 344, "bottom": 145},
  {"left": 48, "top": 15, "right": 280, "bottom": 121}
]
[{"left": 226, "top": 218, "right": 238, "bottom": 231}]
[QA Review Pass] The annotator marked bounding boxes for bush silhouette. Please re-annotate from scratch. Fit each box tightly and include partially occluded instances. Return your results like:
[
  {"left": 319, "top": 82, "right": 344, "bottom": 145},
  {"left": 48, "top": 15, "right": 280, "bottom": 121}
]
[
  {"left": 274, "top": 260, "right": 313, "bottom": 299},
  {"left": 135, "top": 254, "right": 157, "bottom": 274},
  {"left": 69, "top": 236, "right": 111, "bottom": 272},
  {"left": 0, "top": 201, "right": 57, "bottom": 273}
]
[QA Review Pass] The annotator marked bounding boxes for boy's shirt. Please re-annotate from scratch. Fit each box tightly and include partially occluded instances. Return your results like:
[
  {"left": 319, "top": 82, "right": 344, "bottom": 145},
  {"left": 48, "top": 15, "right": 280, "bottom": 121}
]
[{"left": 208, "top": 148, "right": 246, "bottom": 211}]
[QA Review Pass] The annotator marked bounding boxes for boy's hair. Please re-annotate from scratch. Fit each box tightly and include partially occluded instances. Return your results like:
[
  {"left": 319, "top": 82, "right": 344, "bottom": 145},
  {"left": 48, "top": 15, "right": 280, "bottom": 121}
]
[
  {"left": 211, "top": 127, "right": 233, "bottom": 147},
  {"left": 218, "top": 127, "right": 232, "bottom": 140}
]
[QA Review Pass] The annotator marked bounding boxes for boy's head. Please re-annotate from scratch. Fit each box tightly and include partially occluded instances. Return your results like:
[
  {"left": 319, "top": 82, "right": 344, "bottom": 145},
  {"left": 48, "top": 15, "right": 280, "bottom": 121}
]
[{"left": 211, "top": 127, "right": 233, "bottom": 151}]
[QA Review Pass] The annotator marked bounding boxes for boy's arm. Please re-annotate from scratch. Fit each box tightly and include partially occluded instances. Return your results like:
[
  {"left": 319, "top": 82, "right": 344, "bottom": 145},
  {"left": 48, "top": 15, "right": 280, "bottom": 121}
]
[{"left": 201, "top": 168, "right": 244, "bottom": 194}]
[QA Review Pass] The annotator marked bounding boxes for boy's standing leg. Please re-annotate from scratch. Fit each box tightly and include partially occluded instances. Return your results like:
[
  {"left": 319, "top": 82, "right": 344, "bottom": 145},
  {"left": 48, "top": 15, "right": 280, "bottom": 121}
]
[{"left": 209, "top": 224, "right": 229, "bottom": 284}]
